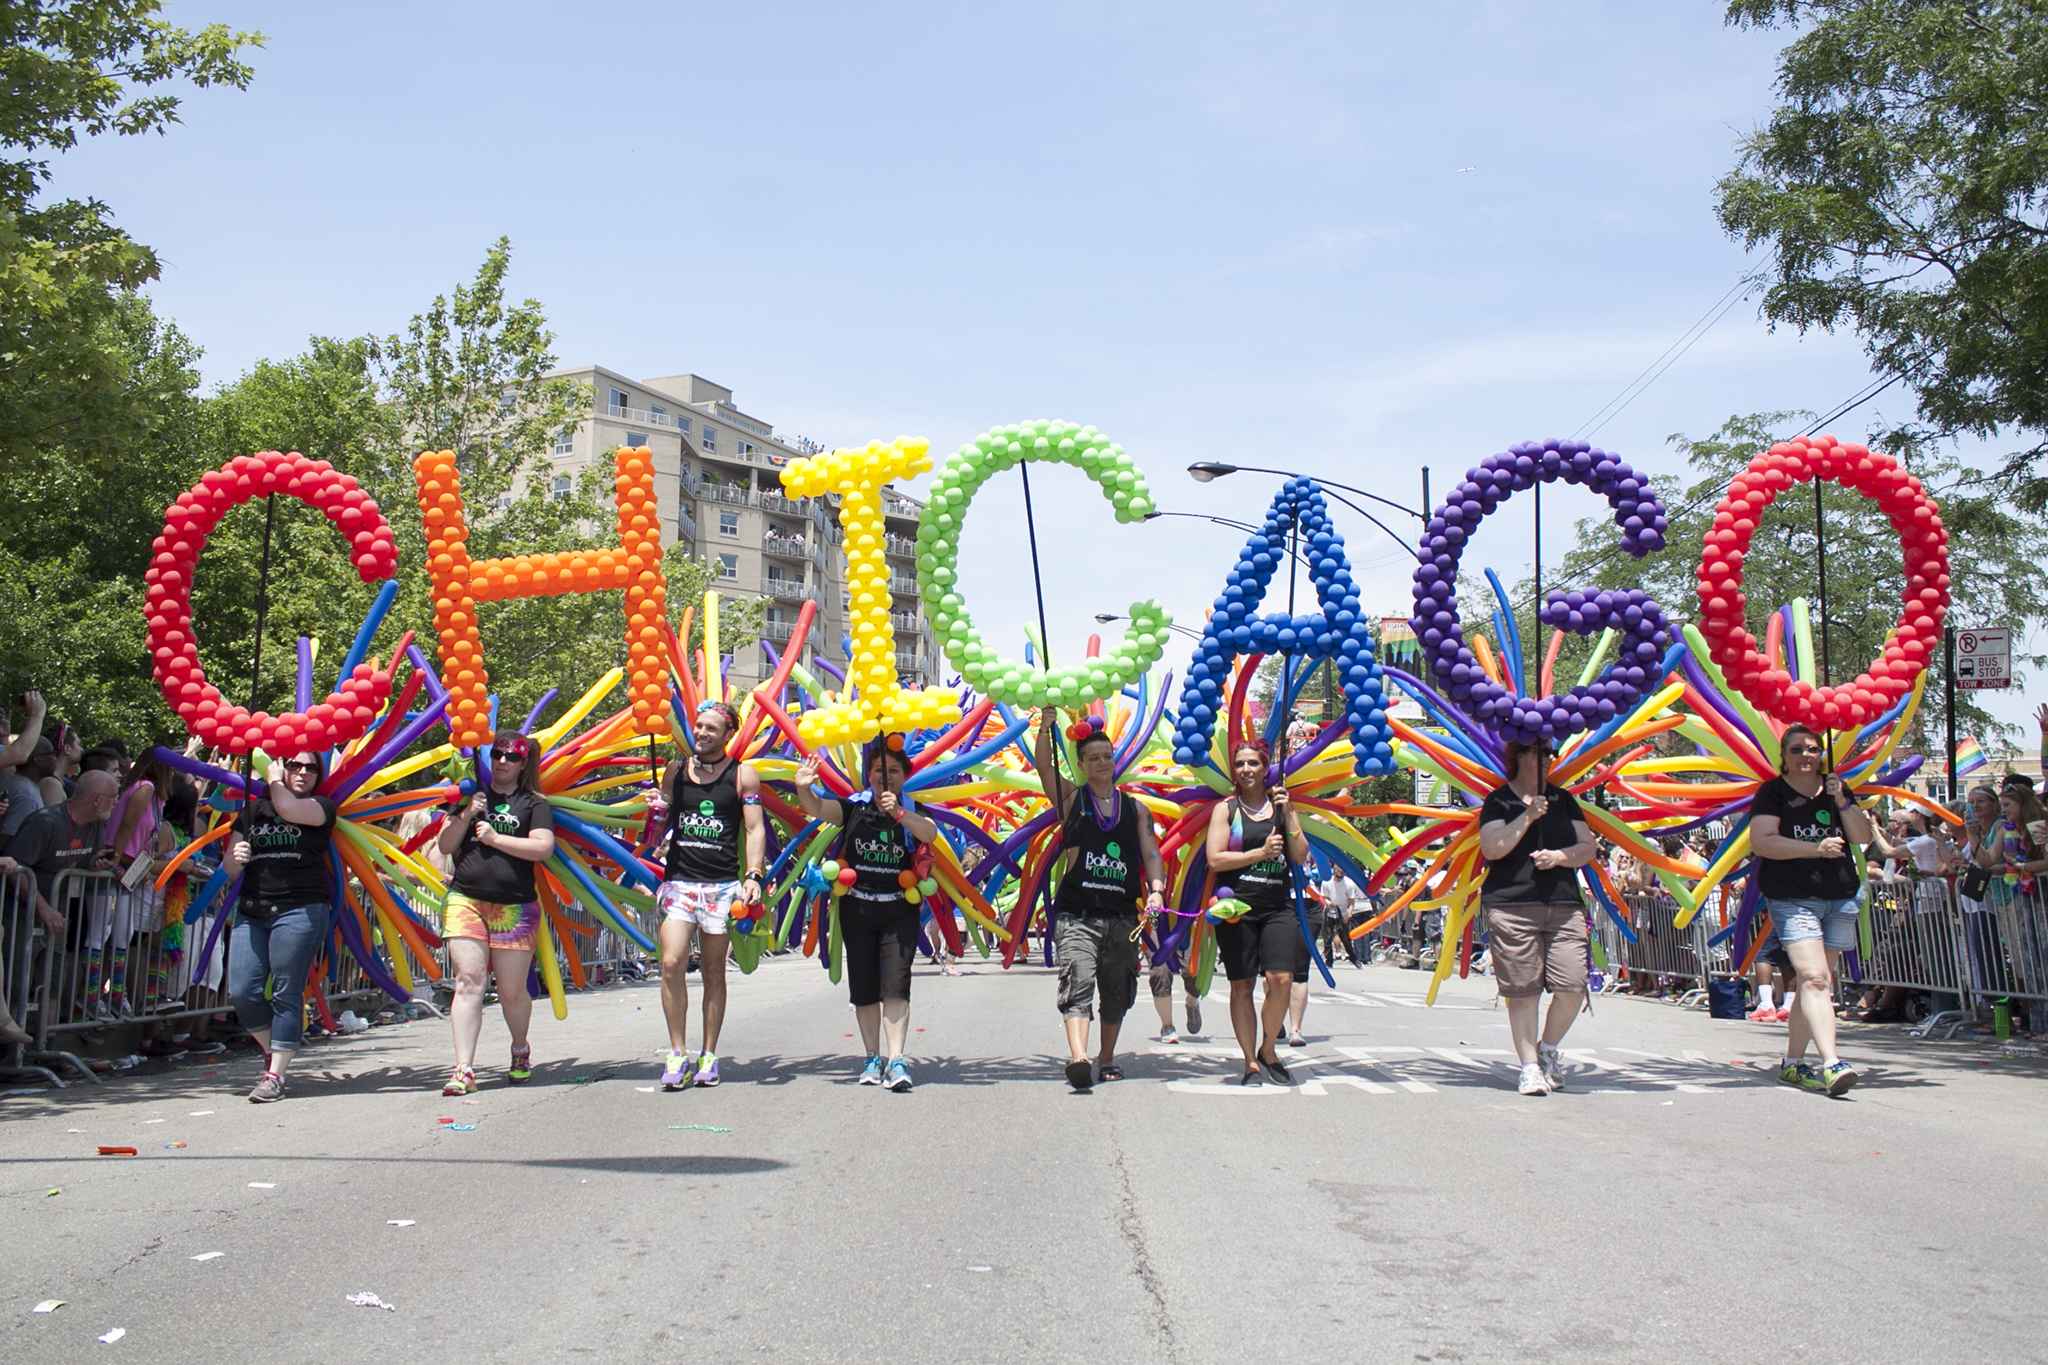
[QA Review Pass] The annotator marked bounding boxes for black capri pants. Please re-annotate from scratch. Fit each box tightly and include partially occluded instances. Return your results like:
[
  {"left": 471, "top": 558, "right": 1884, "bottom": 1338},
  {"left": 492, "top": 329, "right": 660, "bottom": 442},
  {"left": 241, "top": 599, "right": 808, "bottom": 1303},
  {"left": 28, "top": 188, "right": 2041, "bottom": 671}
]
[
  {"left": 1216, "top": 905, "right": 1311, "bottom": 983},
  {"left": 842, "top": 902, "right": 919, "bottom": 1007}
]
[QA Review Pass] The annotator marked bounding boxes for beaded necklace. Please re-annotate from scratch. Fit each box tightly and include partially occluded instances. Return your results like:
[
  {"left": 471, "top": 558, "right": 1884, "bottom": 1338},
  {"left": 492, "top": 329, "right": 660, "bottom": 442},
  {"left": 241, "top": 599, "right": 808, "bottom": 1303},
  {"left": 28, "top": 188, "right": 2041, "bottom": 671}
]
[{"left": 1086, "top": 783, "right": 1121, "bottom": 832}]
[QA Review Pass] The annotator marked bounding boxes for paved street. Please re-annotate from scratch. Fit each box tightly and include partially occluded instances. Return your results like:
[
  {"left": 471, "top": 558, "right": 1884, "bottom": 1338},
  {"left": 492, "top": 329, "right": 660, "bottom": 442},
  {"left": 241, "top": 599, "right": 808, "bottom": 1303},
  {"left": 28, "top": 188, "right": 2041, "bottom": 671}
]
[{"left": 3, "top": 955, "right": 2046, "bottom": 1364}]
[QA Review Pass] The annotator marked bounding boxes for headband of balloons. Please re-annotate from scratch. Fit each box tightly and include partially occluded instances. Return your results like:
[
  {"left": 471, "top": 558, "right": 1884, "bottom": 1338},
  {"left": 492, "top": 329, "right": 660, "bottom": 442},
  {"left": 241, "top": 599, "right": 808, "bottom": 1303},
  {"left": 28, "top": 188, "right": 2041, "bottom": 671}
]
[{"left": 143, "top": 428, "right": 1946, "bottom": 764}]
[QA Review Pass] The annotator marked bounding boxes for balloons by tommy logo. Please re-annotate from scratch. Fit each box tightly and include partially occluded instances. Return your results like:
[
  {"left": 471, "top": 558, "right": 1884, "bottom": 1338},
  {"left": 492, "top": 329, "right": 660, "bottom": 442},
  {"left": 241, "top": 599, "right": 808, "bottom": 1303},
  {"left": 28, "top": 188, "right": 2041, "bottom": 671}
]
[
  {"left": 414, "top": 445, "right": 670, "bottom": 747},
  {"left": 145, "top": 452, "right": 401, "bottom": 755},
  {"left": 1696, "top": 434, "right": 1949, "bottom": 731},
  {"left": 921, "top": 420, "right": 1171, "bottom": 707},
  {"left": 1173, "top": 478, "right": 1396, "bottom": 774},
  {"left": 778, "top": 436, "right": 964, "bottom": 746},
  {"left": 1413, "top": 440, "right": 1672, "bottom": 746}
]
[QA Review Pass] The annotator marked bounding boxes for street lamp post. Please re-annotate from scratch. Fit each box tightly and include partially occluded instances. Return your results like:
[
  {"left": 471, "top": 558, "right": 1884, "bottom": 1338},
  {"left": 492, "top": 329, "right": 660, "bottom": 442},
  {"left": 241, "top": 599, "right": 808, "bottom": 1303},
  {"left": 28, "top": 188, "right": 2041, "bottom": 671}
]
[{"left": 1184, "top": 462, "right": 1429, "bottom": 562}]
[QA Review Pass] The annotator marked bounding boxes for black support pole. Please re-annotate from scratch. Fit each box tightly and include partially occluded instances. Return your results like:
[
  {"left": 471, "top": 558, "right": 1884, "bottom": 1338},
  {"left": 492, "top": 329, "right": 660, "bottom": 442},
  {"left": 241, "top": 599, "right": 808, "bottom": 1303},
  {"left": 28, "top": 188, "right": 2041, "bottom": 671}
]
[{"left": 1945, "top": 626, "right": 1958, "bottom": 804}]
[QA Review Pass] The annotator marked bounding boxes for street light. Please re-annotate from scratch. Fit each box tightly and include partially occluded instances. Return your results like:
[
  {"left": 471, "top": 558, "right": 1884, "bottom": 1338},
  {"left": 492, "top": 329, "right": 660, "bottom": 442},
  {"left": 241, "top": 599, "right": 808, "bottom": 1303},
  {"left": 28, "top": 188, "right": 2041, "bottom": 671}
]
[
  {"left": 1183, "top": 465, "right": 1424, "bottom": 562},
  {"left": 1140, "top": 509, "right": 1317, "bottom": 571},
  {"left": 1094, "top": 612, "right": 1205, "bottom": 642}
]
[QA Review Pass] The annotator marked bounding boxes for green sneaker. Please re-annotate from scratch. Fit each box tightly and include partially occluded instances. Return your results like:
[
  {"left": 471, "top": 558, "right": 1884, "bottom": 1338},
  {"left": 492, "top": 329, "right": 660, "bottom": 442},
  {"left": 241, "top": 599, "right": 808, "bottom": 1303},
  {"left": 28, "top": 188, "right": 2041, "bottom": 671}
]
[
  {"left": 1777, "top": 1060, "right": 1826, "bottom": 1092},
  {"left": 508, "top": 1045, "right": 533, "bottom": 1085},
  {"left": 1821, "top": 1059, "right": 1860, "bottom": 1097}
]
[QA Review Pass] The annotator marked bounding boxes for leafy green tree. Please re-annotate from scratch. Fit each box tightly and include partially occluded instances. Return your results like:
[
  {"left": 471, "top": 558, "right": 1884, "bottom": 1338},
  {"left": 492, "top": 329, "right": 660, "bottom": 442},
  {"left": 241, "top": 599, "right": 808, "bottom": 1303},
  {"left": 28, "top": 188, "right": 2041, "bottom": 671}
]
[{"left": 1718, "top": 1, "right": 2048, "bottom": 505}]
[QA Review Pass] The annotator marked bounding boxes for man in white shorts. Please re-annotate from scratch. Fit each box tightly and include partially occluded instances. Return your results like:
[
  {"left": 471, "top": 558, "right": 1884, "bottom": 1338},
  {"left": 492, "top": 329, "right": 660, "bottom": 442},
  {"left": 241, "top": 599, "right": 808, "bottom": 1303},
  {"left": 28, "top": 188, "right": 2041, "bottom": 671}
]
[{"left": 653, "top": 701, "right": 765, "bottom": 1090}]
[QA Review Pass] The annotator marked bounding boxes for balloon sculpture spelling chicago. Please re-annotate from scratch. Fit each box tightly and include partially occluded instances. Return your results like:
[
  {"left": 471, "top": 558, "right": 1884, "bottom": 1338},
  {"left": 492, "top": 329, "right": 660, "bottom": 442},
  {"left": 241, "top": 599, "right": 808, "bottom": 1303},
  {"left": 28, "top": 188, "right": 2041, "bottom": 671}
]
[{"left": 131, "top": 419, "right": 1947, "bottom": 1015}]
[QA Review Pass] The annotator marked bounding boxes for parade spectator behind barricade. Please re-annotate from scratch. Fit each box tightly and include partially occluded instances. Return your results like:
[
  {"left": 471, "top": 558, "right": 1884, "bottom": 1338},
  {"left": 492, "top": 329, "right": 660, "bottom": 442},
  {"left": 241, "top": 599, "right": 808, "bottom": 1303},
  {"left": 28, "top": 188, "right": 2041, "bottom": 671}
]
[
  {"left": 1972, "top": 780, "right": 2048, "bottom": 1035},
  {"left": 0, "top": 691, "right": 50, "bottom": 848},
  {"left": 99, "top": 750, "right": 180, "bottom": 1015},
  {"left": 39, "top": 721, "right": 83, "bottom": 805},
  {"left": 1957, "top": 785, "right": 2005, "bottom": 1011},
  {"left": 1751, "top": 723, "right": 1873, "bottom": 1097},
  {"left": 1322, "top": 866, "right": 1366, "bottom": 967},
  {"left": 10, "top": 769, "right": 118, "bottom": 937},
  {"left": 1477, "top": 739, "right": 1597, "bottom": 1096},
  {"left": 1, "top": 737, "right": 56, "bottom": 851}
]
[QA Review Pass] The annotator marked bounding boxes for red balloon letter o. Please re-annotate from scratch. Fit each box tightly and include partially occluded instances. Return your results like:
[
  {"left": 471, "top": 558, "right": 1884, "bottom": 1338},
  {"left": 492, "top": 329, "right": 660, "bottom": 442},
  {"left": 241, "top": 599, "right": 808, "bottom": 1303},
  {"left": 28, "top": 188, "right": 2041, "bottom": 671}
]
[{"left": 144, "top": 451, "right": 402, "bottom": 755}]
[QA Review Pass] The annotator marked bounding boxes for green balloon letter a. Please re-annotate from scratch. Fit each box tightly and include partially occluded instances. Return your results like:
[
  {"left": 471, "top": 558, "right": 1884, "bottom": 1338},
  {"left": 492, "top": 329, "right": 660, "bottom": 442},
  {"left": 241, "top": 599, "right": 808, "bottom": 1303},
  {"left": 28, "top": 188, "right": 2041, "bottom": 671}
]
[{"left": 918, "top": 420, "right": 1172, "bottom": 708}]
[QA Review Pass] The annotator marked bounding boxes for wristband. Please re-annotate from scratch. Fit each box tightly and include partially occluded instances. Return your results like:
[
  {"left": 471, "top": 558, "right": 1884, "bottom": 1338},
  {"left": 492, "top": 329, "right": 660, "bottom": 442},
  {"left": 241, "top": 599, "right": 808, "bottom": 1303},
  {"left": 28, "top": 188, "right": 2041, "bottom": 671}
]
[{"left": 742, "top": 869, "right": 766, "bottom": 884}]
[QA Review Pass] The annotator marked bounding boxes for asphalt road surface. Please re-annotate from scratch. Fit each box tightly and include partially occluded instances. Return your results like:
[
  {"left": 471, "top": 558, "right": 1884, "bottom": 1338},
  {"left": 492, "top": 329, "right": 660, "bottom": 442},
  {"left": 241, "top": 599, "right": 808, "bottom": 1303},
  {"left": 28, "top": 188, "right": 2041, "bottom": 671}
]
[{"left": 4, "top": 954, "right": 2045, "bottom": 1364}]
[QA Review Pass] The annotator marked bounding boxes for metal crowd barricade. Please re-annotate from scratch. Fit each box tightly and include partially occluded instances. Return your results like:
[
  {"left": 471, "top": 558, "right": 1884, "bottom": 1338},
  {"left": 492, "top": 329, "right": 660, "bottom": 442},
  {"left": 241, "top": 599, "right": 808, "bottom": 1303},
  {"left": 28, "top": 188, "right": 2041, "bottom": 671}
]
[
  {"left": 1611, "top": 891, "right": 1716, "bottom": 1007},
  {"left": 32, "top": 867, "right": 239, "bottom": 1052},
  {"left": 0, "top": 865, "right": 87, "bottom": 1086}
]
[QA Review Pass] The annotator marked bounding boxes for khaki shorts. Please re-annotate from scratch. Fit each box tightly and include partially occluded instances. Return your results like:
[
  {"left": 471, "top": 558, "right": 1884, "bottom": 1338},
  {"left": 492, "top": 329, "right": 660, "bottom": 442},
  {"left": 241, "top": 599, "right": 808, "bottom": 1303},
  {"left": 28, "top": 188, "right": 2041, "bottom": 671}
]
[{"left": 1483, "top": 899, "right": 1589, "bottom": 998}]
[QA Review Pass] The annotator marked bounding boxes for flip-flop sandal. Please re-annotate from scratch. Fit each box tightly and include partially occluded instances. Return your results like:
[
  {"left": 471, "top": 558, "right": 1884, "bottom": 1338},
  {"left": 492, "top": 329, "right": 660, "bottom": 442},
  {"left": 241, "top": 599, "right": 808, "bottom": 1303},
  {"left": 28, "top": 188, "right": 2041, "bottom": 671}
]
[
  {"left": 1064, "top": 1060, "right": 1094, "bottom": 1090},
  {"left": 1097, "top": 1064, "right": 1124, "bottom": 1082}
]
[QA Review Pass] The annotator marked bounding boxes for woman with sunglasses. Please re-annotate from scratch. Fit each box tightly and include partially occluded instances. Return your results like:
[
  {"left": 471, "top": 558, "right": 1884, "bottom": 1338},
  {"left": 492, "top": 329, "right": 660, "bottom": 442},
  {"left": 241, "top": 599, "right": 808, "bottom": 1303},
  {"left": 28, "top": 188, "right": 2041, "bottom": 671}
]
[
  {"left": 221, "top": 751, "right": 337, "bottom": 1103},
  {"left": 1035, "top": 714, "right": 1168, "bottom": 1090},
  {"left": 1751, "top": 723, "right": 1873, "bottom": 1097},
  {"left": 794, "top": 734, "right": 938, "bottom": 1092},
  {"left": 1205, "top": 737, "right": 1310, "bottom": 1087},
  {"left": 1477, "top": 739, "right": 1598, "bottom": 1096},
  {"left": 653, "top": 701, "right": 766, "bottom": 1091},
  {"left": 436, "top": 734, "right": 555, "bottom": 1095}
]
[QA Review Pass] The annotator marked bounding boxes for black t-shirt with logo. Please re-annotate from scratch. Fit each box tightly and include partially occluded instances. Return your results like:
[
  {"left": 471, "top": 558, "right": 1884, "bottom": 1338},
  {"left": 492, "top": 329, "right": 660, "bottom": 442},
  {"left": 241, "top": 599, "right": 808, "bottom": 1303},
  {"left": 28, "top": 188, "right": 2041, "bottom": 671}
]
[
  {"left": 664, "top": 760, "right": 744, "bottom": 883},
  {"left": 1479, "top": 782, "right": 1586, "bottom": 905},
  {"left": 1229, "top": 799, "right": 1295, "bottom": 912},
  {"left": 1054, "top": 787, "right": 1147, "bottom": 916},
  {"left": 233, "top": 795, "right": 338, "bottom": 910},
  {"left": 843, "top": 796, "right": 916, "bottom": 918},
  {"left": 451, "top": 789, "right": 553, "bottom": 905},
  {"left": 1752, "top": 775, "right": 1861, "bottom": 901}
]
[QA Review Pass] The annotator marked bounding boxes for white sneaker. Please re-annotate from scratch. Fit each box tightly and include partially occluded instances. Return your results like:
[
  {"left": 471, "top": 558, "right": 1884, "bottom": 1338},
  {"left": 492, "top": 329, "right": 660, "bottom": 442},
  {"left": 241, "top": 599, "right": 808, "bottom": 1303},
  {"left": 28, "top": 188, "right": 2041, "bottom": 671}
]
[
  {"left": 1159, "top": 1028, "right": 1179, "bottom": 1045},
  {"left": 1518, "top": 1063, "right": 1549, "bottom": 1096},
  {"left": 1538, "top": 1043, "right": 1566, "bottom": 1091}
]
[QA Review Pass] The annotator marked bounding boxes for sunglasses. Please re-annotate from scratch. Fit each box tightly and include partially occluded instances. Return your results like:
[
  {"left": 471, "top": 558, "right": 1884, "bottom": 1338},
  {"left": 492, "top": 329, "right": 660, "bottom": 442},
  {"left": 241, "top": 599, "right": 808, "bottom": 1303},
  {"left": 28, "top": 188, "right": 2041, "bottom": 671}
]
[
  {"left": 1786, "top": 745, "right": 1822, "bottom": 756},
  {"left": 490, "top": 749, "right": 526, "bottom": 763},
  {"left": 282, "top": 760, "right": 320, "bottom": 775}
]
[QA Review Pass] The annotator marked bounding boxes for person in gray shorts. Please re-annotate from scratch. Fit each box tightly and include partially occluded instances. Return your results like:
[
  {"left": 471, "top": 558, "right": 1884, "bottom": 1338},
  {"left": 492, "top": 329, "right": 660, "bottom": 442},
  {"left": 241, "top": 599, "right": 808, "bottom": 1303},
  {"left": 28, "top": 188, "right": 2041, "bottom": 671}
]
[{"left": 1477, "top": 739, "right": 1598, "bottom": 1096}]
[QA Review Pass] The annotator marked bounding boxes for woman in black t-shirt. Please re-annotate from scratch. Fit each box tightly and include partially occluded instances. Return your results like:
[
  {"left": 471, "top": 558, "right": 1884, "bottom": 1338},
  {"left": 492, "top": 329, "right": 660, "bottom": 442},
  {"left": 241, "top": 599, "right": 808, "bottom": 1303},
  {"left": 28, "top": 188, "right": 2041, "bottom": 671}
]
[
  {"left": 1477, "top": 739, "right": 1596, "bottom": 1097},
  {"left": 222, "top": 750, "right": 338, "bottom": 1104},
  {"left": 1204, "top": 738, "right": 1309, "bottom": 1087},
  {"left": 794, "top": 736, "right": 938, "bottom": 1092},
  {"left": 434, "top": 734, "right": 556, "bottom": 1096}
]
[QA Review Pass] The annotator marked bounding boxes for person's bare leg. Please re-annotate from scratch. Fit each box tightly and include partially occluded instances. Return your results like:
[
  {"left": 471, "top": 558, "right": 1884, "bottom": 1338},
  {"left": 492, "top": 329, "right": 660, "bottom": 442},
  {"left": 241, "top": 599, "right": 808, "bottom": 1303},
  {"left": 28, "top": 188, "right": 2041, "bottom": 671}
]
[
  {"left": 856, "top": 1002, "right": 883, "bottom": 1054},
  {"left": 1228, "top": 978, "right": 1258, "bottom": 1066},
  {"left": 1541, "top": 992, "right": 1584, "bottom": 1047},
  {"left": 697, "top": 932, "right": 731, "bottom": 1054},
  {"left": 267, "top": 1044, "right": 297, "bottom": 1078},
  {"left": 1258, "top": 970, "right": 1291, "bottom": 1062},
  {"left": 1097, "top": 1019, "right": 1121, "bottom": 1068},
  {"left": 1064, "top": 1015, "right": 1093, "bottom": 1064},
  {"left": 447, "top": 938, "right": 489, "bottom": 1070},
  {"left": 1785, "top": 937, "right": 1836, "bottom": 1062},
  {"left": 881, "top": 998, "right": 910, "bottom": 1058},
  {"left": 1288, "top": 981, "right": 1308, "bottom": 1034},
  {"left": 1505, "top": 993, "right": 1542, "bottom": 1065},
  {"left": 659, "top": 919, "right": 697, "bottom": 1055},
  {"left": 491, "top": 947, "right": 534, "bottom": 1050}
]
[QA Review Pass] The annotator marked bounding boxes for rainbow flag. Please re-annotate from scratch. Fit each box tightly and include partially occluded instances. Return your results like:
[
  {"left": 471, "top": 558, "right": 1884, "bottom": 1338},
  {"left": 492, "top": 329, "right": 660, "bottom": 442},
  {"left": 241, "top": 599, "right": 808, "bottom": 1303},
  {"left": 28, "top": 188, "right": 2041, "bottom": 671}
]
[{"left": 1953, "top": 735, "right": 1987, "bottom": 777}]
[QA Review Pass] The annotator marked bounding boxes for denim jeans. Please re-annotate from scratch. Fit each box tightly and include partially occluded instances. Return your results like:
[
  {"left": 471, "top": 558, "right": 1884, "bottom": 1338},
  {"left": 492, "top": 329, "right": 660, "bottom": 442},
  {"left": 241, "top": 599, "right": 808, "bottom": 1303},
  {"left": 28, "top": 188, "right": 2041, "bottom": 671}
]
[{"left": 228, "top": 903, "right": 327, "bottom": 1053}]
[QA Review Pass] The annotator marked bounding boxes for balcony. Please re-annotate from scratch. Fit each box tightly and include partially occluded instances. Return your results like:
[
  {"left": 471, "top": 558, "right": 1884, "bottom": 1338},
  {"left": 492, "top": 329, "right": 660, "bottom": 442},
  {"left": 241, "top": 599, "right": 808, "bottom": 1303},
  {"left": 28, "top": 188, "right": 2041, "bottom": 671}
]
[
  {"left": 761, "top": 620, "right": 796, "bottom": 645},
  {"left": 697, "top": 481, "right": 754, "bottom": 507},
  {"left": 884, "top": 534, "right": 918, "bottom": 559},
  {"left": 889, "top": 576, "right": 920, "bottom": 597},
  {"left": 759, "top": 491, "right": 821, "bottom": 522},
  {"left": 763, "top": 577, "right": 818, "bottom": 604},
  {"left": 889, "top": 611, "right": 925, "bottom": 634},
  {"left": 894, "top": 652, "right": 922, "bottom": 674},
  {"left": 882, "top": 492, "right": 922, "bottom": 521},
  {"left": 762, "top": 534, "right": 823, "bottom": 568},
  {"left": 676, "top": 506, "right": 697, "bottom": 540},
  {"left": 606, "top": 402, "right": 676, "bottom": 428}
]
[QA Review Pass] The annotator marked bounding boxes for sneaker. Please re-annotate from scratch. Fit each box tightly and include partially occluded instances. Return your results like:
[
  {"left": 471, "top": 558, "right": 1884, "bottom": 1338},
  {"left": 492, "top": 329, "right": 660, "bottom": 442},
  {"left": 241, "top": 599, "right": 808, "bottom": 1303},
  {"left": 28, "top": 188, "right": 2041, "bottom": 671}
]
[
  {"left": 661, "top": 1052, "right": 692, "bottom": 1090},
  {"left": 1159, "top": 1028, "right": 1180, "bottom": 1045},
  {"left": 139, "top": 1038, "right": 188, "bottom": 1059},
  {"left": 1821, "top": 1059, "right": 1860, "bottom": 1097},
  {"left": 858, "top": 1054, "right": 884, "bottom": 1086},
  {"left": 1773, "top": 1008, "right": 1792, "bottom": 1023},
  {"left": 1777, "top": 1060, "right": 1826, "bottom": 1092},
  {"left": 1185, "top": 1000, "right": 1202, "bottom": 1036},
  {"left": 694, "top": 1053, "right": 721, "bottom": 1088},
  {"left": 1746, "top": 1005, "right": 1774, "bottom": 1021},
  {"left": 184, "top": 1040, "right": 226, "bottom": 1056},
  {"left": 1259, "top": 1055, "right": 1293, "bottom": 1086},
  {"left": 248, "top": 1071, "right": 286, "bottom": 1103},
  {"left": 508, "top": 1045, "right": 533, "bottom": 1085},
  {"left": 886, "top": 1059, "right": 913, "bottom": 1092},
  {"left": 441, "top": 1066, "right": 476, "bottom": 1097},
  {"left": 1518, "top": 1063, "right": 1549, "bottom": 1096},
  {"left": 1538, "top": 1043, "right": 1566, "bottom": 1091},
  {"left": 1286, "top": 1030, "right": 1306, "bottom": 1048}
]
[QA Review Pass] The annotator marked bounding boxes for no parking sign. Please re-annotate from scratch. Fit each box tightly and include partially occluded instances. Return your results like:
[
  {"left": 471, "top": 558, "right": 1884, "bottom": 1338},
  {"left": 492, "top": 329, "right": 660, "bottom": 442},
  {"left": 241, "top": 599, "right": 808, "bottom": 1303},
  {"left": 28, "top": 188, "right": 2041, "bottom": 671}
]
[{"left": 1955, "top": 628, "right": 2012, "bottom": 690}]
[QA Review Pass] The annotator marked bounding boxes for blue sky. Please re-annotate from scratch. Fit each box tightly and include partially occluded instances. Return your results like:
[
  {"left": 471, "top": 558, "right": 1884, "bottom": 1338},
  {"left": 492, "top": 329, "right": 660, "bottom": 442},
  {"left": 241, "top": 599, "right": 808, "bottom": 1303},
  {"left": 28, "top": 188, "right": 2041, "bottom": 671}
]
[{"left": 54, "top": 2, "right": 2032, "bottom": 733}]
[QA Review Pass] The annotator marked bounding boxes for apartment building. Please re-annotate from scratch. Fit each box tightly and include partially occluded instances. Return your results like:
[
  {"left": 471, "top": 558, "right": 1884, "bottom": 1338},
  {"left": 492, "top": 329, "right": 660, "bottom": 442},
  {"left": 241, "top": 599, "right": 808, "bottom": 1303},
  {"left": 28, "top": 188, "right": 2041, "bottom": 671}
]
[{"left": 542, "top": 366, "right": 941, "bottom": 692}]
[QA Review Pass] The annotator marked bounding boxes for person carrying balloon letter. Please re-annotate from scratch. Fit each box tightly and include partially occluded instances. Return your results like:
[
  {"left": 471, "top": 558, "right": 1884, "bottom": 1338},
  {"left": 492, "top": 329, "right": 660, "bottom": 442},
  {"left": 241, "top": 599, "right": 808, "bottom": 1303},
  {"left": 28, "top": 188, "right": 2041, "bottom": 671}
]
[
  {"left": 1751, "top": 724, "right": 1874, "bottom": 1097},
  {"left": 654, "top": 701, "right": 766, "bottom": 1091},
  {"left": 794, "top": 735, "right": 937, "bottom": 1092},
  {"left": 1035, "top": 713, "right": 1168, "bottom": 1090},
  {"left": 221, "top": 752, "right": 335, "bottom": 1104},
  {"left": 1476, "top": 739, "right": 1598, "bottom": 1097},
  {"left": 436, "top": 734, "right": 555, "bottom": 1096},
  {"left": 1204, "top": 738, "right": 1310, "bottom": 1087}
]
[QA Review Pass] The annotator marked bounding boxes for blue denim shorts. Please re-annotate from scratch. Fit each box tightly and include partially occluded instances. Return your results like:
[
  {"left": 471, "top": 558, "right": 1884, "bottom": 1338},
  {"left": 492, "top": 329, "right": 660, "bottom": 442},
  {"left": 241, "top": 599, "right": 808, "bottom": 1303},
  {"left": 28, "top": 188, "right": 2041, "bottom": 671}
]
[{"left": 1767, "top": 897, "right": 1860, "bottom": 951}]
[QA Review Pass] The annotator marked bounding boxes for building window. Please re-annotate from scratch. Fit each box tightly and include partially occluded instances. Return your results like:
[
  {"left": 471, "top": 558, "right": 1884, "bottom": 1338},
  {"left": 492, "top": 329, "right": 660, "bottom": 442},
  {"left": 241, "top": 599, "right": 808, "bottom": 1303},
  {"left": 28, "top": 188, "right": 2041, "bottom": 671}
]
[
  {"left": 766, "top": 564, "right": 802, "bottom": 584},
  {"left": 627, "top": 431, "right": 649, "bottom": 448},
  {"left": 718, "top": 511, "right": 738, "bottom": 537},
  {"left": 498, "top": 391, "right": 516, "bottom": 412},
  {"left": 678, "top": 416, "right": 692, "bottom": 435},
  {"left": 739, "top": 440, "right": 756, "bottom": 457},
  {"left": 551, "top": 475, "right": 572, "bottom": 502},
  {"left": 609, "top": 387, "right": 629, "bottom": 412},
  {"left": 702, "top": 424, "right": 717, "bottom": 453},
  {"left": 552, "top": 428, "right": 574, "bottom": 455},
  {"left": 717, "top": 553, "right": 739, "bottom": 580},
  {"left": 650, "top": 404, "right": 666, "bottom": 423}
]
